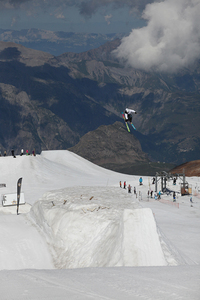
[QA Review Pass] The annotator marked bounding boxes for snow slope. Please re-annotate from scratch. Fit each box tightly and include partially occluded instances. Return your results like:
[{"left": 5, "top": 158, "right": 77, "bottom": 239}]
[
  {"left": 0, "top": 151, "right": 137, "bottom": 205},
  {"left": 0, "top": 213, "right": 53, "bottom": 270},
  {"left": 0, "top": 150, "right": 199, "bottom": 299}
]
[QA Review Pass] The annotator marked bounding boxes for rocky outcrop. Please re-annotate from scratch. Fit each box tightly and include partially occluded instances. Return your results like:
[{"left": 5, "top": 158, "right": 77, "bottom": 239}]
[{"left": 69, "top": 121, "right": 149, "bottom": 171}]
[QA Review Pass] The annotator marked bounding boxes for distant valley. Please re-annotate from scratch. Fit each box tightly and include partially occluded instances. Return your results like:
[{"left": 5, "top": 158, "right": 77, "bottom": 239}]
[{"left": 0, "top": 28, "right": 126, "bottom": 56}]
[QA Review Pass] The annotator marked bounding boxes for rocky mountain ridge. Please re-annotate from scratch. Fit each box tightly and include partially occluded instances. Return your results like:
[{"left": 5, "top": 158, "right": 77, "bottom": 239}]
[{"left": 0, "top": 39, "right": 200, "bottom": 166}]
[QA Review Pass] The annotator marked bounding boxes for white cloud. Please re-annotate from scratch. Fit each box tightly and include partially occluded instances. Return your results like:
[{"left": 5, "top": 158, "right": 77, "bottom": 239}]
[{"left": 114, "top": 0, "right": 200, "bottom": 73}]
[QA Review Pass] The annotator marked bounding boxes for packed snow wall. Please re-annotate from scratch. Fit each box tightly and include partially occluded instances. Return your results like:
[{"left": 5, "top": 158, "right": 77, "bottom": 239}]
[{"left": 30, "top": 187, "right": 173, "bottom": 268}]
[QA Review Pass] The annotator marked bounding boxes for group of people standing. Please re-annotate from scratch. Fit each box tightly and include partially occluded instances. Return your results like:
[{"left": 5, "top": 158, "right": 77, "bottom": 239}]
[
  {"left": 119, "top": 180, "right": 139, "bottom": 194},
  {"left": 119, "top": 181, "right": 132, "bottom": 193},
  {"left": 19, "top": 149, "right": 36, "bottom": 157},
  {"left": 0, "top": 148, "right": 36, "bottom": 157},
  {"left": 119, "top": 176, "right": 179, "bottom": 203}
]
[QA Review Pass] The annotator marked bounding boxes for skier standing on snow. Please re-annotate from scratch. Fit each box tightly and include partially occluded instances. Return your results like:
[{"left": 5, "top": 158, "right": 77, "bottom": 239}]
[
  {"left": 173, "top": 191, "right": 176, "bottom": 202},
  {"left": 11, "top": 149, "right": 16, "bottom": 158},
  {"left": 124, "top": 108, "right": 137, "bottom": 123}
]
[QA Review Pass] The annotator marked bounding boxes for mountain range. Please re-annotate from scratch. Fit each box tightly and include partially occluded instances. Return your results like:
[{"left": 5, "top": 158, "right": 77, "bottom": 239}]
[
  {"left": 0, "top": 28, "right": 125, "bottom": 56},
  {"left": 0, "top": 36, "right": 199, "bottom": 168}
]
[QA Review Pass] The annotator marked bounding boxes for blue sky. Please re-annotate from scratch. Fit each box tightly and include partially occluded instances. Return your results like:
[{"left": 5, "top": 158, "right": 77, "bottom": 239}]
[{"left": 0, "top": 0, "right": 148, "bottom": 34}]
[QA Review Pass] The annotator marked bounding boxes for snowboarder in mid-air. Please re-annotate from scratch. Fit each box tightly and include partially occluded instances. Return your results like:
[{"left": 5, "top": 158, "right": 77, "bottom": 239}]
[
  {"left": 122, "top": 108, "right": 137, "bottom": 131},
  {"left": 124, "top": 108, "right": 137, "bottom": 123}
]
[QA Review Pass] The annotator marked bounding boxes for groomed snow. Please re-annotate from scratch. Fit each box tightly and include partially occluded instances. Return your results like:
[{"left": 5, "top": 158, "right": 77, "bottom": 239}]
[{"left": 0, "top": 150, "right": 199, "bottom": 299}]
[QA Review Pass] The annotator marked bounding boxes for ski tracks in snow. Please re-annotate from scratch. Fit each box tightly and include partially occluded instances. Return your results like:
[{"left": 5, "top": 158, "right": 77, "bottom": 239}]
[
  {"left": 0, "top": 267, "right": 199, "bottom": 300},
  {"left": 0, "top": 213, "right": 54, "bottom": 270}
]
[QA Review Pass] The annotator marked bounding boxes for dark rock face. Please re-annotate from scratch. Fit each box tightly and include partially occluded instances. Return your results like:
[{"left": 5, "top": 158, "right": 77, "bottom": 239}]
[{"left": 0, "top": 83, "right": 79, "bottom": 154}]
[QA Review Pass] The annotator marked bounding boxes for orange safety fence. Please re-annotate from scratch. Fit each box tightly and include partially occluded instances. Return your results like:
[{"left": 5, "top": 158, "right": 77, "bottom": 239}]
[
  {"left": 193, "top": 191, "right": 200, "bottom": 198},
  {"left": 159, "top": 198, "right": 179, "bottom": 208}
]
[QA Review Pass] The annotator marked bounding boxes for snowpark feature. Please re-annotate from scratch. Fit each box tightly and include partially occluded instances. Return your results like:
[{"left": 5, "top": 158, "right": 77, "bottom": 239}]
[
  {"left": 30, "top": 187, "right": 168, "bottom": 269},
  {"left": 0, "top": 150, "right": 199, "bottom": 299}
]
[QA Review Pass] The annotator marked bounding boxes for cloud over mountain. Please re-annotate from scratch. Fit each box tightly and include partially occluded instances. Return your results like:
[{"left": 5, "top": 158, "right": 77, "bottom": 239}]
[{"left": 114, "top": 0, "right": 200, "bottom": 73}]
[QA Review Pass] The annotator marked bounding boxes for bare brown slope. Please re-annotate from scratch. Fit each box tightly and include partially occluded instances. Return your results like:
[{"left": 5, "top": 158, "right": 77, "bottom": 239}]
[
  {"left": 170, "top": 160, "right": 200, "bottom": 177},
  {"left": 68, "top": 121, "right": 149, "bottom": 172}
]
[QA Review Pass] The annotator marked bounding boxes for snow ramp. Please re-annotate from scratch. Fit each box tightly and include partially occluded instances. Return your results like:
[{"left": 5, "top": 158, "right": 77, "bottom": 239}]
[
  {"left": 30, "top": 187, "right": 169, "bottom": 268},
  {"left": 123, "top": 209, "right": 166, "bottom": 266}
]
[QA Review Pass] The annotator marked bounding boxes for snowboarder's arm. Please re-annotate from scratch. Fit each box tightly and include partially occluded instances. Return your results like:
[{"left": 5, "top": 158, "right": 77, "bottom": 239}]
[
  {"left": 129, "top": 109, "right": 137, "bottom": 114},
  {"left": 126, "top": 108, "right": 137, "bottom": 114}
]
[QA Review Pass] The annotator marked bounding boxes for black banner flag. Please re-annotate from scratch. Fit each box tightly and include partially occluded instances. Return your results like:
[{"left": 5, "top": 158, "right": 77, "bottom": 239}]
[{"left": 17, "top": 177, "right": 22, "bottom": 215}]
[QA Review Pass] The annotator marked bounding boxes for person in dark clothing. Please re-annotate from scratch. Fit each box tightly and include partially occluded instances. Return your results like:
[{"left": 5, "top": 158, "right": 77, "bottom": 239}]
[
  {"left": 11, "top": 149, "right": 16, "bottom": 158},
  {"left": 173, "top": 191, "right": 176, "bottom": 202}
]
